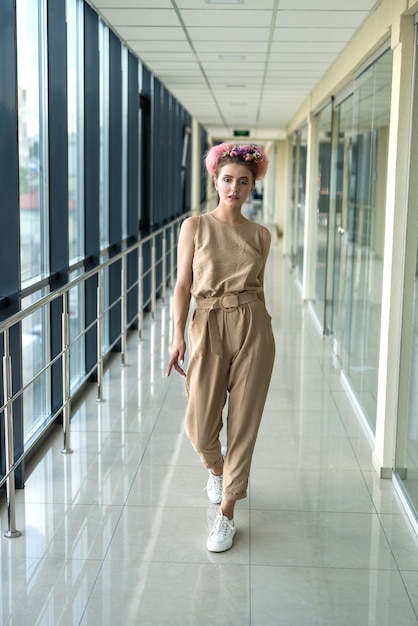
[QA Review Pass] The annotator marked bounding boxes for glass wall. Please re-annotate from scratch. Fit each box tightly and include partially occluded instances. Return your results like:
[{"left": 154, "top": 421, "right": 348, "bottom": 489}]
[
  {"left": 0, "top": 0, "right": 193, "bottom": 479},
  {"left": 99, "top": 21, "right": 110, "bottom": 350},
  {"left": 67, "top": 0, "right": 85, "bottom": 388},
  {"left": 16, "top": 0, "right": 51, "bottom": 442},
  {"left": 99, "top": 21, "right": 110, "bottom": 251},
  {"left": 302, "top": 49, "right": 392, "bottom": 433},
  {"left": 296, "top": 125, "right": 308, "bottom": 276},
  {"left": 290, "top": 126, "right": 308, "bottom": 276},
  {"left": 290, "top": 134, "right": 298, "bottom": 267},
  {"left": 342, "top": 49, "right": 392, "bottom": 431},
  {"left": 17, "top": 0, "right": 49, "bottom": 284},
  {"left": 21, "top": 291, "right": 51, "bottom": 443},
  {"left": 121, "top": 44, "right": 129, "bottom": 241},
  {"left": 67, "top": 0, "right": 84, "bottom": 265},
  {"left": 314, "top": 102, "right": 333, "bottom": 327},
  {"left": 329, "top": 94, "right": 354, "bottom": 350},
  {"left": 395, "top": 30, "right": 418, "bottom": 518}
]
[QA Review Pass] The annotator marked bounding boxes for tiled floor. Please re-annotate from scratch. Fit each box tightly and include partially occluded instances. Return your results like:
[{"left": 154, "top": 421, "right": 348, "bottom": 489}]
[{"left": 2, "top": 238, "right": 418, "bottom": 625}]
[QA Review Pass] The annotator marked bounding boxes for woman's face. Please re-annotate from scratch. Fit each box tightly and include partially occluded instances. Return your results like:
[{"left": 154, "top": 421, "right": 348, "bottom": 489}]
[{"left": 214, "top": 163, "right": 255, "bottom": 206}]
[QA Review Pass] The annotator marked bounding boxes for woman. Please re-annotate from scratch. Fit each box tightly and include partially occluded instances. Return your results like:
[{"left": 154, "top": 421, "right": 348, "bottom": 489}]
[{"left": 166, "top": 143, "right": 275, "bottom": 552}]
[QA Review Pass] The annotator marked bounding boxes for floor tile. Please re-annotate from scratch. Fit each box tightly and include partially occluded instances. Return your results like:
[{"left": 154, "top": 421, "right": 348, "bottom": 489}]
[
  {"left": 0, "top": 558, "right": 102, "bottom": 626},
  {"left": 249, "top": 467, "right": 374, "bottom": 513},
  {"left": 81, "top": 561, "right": 250, "bottom": 626},
  {"left": 105, "top": 505, "right": 250, "bottom": 565},
  {"left": 250, "top": 510, "right": 397, "bottom": 569},
  {"left": 251, "top": 565, "right": 418, "bottom": 625}
]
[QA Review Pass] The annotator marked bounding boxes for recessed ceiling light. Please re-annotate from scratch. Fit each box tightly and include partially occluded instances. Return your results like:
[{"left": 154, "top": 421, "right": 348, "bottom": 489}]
[
  {"left": 219, "top": 55, "right": 246, "bottom": 61},
  {"left": 206, "top": 0, "right": 243, "bottom": 4}
]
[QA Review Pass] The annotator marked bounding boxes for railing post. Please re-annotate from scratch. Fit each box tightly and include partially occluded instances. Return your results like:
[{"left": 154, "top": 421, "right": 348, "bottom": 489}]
[
  {"left": 96, "top": 271, "right": 105, "bottom": 402},
  {"left": 151, "top": 236, "right": 157, "bottom": 320},
  {"left": 3, "top": 329, "right": 21, "bottom": 538},
  {"left": 61, "top": 292, "right": 73, "bottom": 454},
  {"left": 162, "top": 232, "right": 167, "bottom": 303},
  {"left": 138, "top": 244, "right": 143, "bottom": 339},
  {"left": 121, "top": 255, "right": 127, "bottom": 367}
]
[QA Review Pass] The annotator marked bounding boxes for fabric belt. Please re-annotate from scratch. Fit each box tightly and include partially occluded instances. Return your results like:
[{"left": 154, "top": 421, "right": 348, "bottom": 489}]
[{"left": 195, "top": 291, "right": 259, "bottom": 358}]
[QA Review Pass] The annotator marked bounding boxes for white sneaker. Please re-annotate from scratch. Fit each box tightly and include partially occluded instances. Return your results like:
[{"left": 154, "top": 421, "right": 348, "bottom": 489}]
[
  {"left": 205, "top": 471, "right": 223, "bottom": 504},
  {"left": 207, "top": 509, "right": 236, "bottom": 552}
]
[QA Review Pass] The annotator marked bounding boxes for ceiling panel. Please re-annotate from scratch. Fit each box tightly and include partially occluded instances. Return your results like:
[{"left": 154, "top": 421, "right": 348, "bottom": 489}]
[
  {"left": 94, "top": 0, "right": 172, "bottom": 7},
  {"left": 114, "top": 26, "right": 186, "bottom": 40},
  {"left": 181, "top": 9, "right": 273, "bottom": 27},
  {"left": 273, "top": 27, "right": 356, "bottom": 42},
  {"left": 275, "top": 11, "right": 371, "bottom": 29},
  {"left": 270, "top": 42, "right": 345, "bottom": 53},
  {"left": 177, "top": 0, "right": 274, "bottom": 8},
  {"left": 187, "top": 27, "right": 271, "bottom": 41},
  {"left": 278, "top": 0, "right": 378, "bottom": 9},
  {"left": 97, "top": 8, "right": 180, "bottom": 26},
  {"left": 89, "top": 0, "right": 383, "bottom": 141},
  {"left": 194, "top": 41, "right": 268, "bottom": 53}
]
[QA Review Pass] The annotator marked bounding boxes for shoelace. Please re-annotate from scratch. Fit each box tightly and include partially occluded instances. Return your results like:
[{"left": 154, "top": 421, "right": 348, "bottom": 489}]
[
  {"left": 210, "top": 512, "right": 234, "bottom": 538},
  {"left": 204, "top": 473, "right": 223, "bottom": 494}
]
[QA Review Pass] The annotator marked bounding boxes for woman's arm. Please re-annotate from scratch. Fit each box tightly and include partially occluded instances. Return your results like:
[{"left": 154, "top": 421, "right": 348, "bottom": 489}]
[
  {"left": 257, "top": 226, "right": 272, "bottom": 305},
  {"left": 166, "top": 216, "right": 198, "bottom": 377}
]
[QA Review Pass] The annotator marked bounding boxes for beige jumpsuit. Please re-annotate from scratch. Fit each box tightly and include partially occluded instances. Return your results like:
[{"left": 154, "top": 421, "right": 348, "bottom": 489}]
[{"left": 185, "top": 213, "right": 275, "bottom": 501}]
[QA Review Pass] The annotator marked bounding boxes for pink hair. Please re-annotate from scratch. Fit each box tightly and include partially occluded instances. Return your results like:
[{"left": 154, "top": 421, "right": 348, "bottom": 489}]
[{"left": 205, "top": 143, "right": 269, "bottom": 181}]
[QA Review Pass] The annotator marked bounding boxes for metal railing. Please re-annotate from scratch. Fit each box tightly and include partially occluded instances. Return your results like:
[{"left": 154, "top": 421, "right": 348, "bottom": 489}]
[{"left": 0, "top": 213, "right": 187, "bottom": 538}]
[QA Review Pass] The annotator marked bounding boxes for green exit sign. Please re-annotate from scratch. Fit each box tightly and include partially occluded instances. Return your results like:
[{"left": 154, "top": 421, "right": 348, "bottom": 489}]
[{"left": 233, "top": 130, "right": 250, "bottom": 137}]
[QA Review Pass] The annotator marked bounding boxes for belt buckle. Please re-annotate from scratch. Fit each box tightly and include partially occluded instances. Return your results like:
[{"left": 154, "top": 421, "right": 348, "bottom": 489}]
[{"left": 219, "top": 292, "right": 239, "bottom": 311}]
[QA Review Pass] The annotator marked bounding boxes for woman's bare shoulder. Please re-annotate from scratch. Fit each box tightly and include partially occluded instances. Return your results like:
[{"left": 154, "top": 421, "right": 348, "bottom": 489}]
[
  {"left": 180, "top": 215, "right": 200, "bottom": 238},
  {"left": 260, "top": 224, "right": 271, "bottom": 241}
]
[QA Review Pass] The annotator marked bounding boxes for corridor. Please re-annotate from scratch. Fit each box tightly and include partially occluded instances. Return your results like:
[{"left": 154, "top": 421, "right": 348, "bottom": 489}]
[{"left": 1, "top": 237, "right": 418, "bottom": 625}]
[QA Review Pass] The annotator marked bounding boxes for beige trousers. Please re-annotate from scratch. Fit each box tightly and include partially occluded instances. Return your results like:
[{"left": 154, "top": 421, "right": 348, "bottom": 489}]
[{"left": 185, "top": 295, "right": 275, "bottom": 501}]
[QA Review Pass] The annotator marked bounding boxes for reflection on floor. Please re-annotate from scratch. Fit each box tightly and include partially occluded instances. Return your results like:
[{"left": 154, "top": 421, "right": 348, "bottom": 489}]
[{"left": 1, "top": 239, "right": 418, "bottom": 625}]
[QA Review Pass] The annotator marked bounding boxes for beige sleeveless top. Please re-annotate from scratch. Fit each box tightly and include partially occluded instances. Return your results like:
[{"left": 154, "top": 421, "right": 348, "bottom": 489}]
[{"left": 191, "top": 213, "right": 265, "bottom": 299}]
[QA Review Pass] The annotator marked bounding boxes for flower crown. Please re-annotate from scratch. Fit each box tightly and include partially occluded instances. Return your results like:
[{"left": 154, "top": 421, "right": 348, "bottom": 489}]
[
  {"left": 222, "top": 144, "right": 264, "bottom": 163},
  {"left": 205, "top": 142, "right": 268, "bottom": 180}
]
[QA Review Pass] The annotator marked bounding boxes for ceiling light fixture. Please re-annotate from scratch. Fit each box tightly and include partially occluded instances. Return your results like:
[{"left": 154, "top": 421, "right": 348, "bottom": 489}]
[
  {"left": 219, "top": 55, "right": 246, "bottom": 61},
  {"left": 206, "top": 0, "right": 243, "bottom": 4}
]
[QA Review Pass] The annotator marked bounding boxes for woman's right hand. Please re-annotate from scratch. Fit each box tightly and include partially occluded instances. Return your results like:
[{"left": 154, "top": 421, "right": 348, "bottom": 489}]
[{"left": 166, "top": 339, "right": 187, "bottom": 377}]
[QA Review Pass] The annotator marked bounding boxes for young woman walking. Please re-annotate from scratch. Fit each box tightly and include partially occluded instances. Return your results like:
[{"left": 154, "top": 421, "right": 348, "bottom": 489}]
[{"left": 167, "top": 143, "right": 275, "bottom": 552}]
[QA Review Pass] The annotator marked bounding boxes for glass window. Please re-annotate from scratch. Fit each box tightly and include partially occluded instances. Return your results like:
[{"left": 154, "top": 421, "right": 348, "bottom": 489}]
[
  {"left": 121, "top": 45, "right": 128, "bottom": 240},
  {"left": 21, "top": 291, "right": 51, "bottom": 443},
  {"left": 67, "top": 0, "right": 84, "bottom": 264},
  {"left": 67, "top": 0, "right": 85, "bottom": 387},
  {"left": 17, "top": 0, "right": 49, "bottom": 285},
  {"left": 100, "top": 260, "right": 110, "bottom": 353},
  {"left": 138, "top": 63, "right": 143, "bottom": 223},
  {"left": 69, "top": 269, "right": 85, "bottom": 390},
  {"left": 99, "top": 21, "right": 109, "bottom": 250}
]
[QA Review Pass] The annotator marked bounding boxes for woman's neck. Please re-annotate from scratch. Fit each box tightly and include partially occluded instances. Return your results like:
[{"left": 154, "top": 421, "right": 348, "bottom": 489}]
[{"left": 211, "top": 205, "right": 248, "bottom": 225}]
